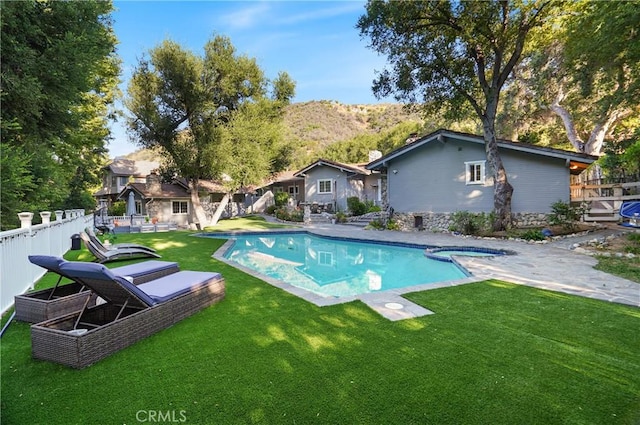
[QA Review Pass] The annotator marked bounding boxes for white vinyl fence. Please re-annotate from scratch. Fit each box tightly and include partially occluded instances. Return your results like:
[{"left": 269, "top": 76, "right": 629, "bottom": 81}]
[{"left": 0, "top": 210, "right": 93, "bottom": 315}]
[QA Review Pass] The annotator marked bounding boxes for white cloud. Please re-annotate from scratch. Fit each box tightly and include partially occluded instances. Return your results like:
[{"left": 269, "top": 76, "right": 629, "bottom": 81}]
[{"left": 218, "top": 2, "right": 272, "bottom": 30}]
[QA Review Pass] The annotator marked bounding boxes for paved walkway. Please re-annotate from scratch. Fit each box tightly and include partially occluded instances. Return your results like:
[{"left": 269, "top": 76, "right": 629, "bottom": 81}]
[{"left": 213, "top": 219, "right": 639, "bottom": 320}]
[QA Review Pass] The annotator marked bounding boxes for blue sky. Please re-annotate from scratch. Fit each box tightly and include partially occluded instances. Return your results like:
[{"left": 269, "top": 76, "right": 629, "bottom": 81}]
[{"left": 108, "top": 0, "right": 390, "bottom": 157}]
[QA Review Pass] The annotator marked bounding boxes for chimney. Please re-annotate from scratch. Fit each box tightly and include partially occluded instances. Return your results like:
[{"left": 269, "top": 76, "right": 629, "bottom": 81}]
[{"left": 146, "top": 171, "right": 161, "bottom": 193}]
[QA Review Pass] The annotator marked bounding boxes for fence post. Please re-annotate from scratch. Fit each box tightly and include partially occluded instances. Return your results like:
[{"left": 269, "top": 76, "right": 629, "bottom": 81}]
[
  {"left": 40, "top": 211, "right": 52, "bottom": 225},
  {"left": 18, "top": 212, "right": 33, "bottom": 229},
  {"left": 55, "top": 210, "right": 64, "bottom": 221}
]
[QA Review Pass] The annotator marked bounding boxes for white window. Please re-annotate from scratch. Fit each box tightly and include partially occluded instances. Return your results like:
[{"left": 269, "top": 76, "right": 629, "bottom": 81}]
[
  {"left": 288, "top": 185, "right": 299, "bottom": 196},
  {"left": 318, "top": 179, "right": 333, "bottom": 194},
  {"left": 172, "top": 200, "right": 188, "bottom": 215},
  {"left": 318, "top": 251, "right": 334, "bottom": 266},
  {"left": 465, "top": 161, "right": 486, "bottom": 185},
  {"left": 118, "top": 176, "right": 129, "bottom": 186}
]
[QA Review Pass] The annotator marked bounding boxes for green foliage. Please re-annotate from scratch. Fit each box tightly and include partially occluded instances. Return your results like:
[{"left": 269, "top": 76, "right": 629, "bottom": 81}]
[
  {"left": 126, "top": 35, "right": 294, "bottom": 225},
  {"left": 108, "top": 201, "right": 126, "bottom": 216},
  {"left": 520, "top": 229, "right": 546, "bottom": 241},
  {"left": 335, "top": 211, "right": 347, "bottom": 223},
  {"left": 624, "top": 233, "right": 640, "bottom": 255},
  {"left": 274, "top": 192, "right": 290, "bottom": 207},
  {"left": 358, "top": 1, "right": 558, "bottom": 230},
  {"left": 367, "top": 218, "right": 399, "bottom": 230},
  {"left": 448, "top": 211, "right": 495, "bottom": 236},
  {"left": 274, "top": 208, "right": 303, "bottom": 222},
  {"left": 347, "top": 197, "right": 367, "bottom": 216},
  {"left": 0, "top": 0, "right": 119, "bottom": 229},
  {"left": 347, "top": 197, "right": 380, "bottom": 216},
  {"left": 265, "top": 205, "right": 277, "bottom": 215},
  {"left": 548, "top": 200, "right": 586, "bottom": 231}
]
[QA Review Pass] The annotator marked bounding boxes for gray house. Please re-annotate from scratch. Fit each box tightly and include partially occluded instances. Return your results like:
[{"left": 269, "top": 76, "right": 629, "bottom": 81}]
[
  {"left": 366, "top": 129, "right": 597, "bottom": 229},
  {"left": 294, "top": 159, "right": 381, "bottom": 212}
]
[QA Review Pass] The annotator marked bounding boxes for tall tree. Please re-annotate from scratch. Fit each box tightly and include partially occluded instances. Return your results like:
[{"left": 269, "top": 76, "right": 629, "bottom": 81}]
[
  {"left": 1, "top": 0, "right": 120, "bottom": 229},
  {"left": 126, "top": 36, "right": 294, "bottom": 228},
  {"left": 358, "top": 0, "right": 557, "bottom": 230},
  {"left": 528, "top": 0, "right": 640, "bottom": 155}
]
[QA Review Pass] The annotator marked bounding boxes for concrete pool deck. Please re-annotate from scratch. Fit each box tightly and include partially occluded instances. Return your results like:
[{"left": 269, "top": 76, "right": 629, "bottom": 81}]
[{"left": 211, "top": 222, "right": 639, "bottom": 321}]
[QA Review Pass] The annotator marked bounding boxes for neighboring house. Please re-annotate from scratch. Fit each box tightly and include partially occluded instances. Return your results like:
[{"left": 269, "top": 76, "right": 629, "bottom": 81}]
[
  {"left": 294, "top": 158, "right": 381, "bottom": 212},
  {"left": 257, "top": 171, "right": 305, "bottom": 205},
  {"left": 94, "top": 158, "right": 160, "bottom": 208},
  {"left": 366, "top": 129, "right": 597, "bottom": 229},
  {"left": 118, "top": 173, "right": 248, "bottom": 226}
]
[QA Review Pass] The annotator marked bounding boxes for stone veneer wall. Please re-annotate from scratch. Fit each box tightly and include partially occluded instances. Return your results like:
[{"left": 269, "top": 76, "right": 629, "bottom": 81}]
[{"left": 392, "top": 212, "right": 550, "bottom": 232}]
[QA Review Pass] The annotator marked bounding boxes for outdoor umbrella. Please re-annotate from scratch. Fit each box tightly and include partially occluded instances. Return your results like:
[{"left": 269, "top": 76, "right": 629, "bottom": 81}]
[{"left": 126, "top": 191, "right": 136, "bottom": 217}]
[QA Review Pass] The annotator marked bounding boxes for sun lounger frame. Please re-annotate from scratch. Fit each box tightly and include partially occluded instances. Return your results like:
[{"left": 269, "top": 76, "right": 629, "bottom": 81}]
[
  {"left": 16, "top": 257, "right": 179, "bottom": 323},
  {"left": 30, "top": 269, "right": 225, "bottom": 368}
]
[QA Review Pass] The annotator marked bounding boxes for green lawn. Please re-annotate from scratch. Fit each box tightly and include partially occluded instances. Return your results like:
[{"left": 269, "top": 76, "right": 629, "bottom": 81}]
[{"left": 2, "top": 224, "right": 639, "bottom": 424}]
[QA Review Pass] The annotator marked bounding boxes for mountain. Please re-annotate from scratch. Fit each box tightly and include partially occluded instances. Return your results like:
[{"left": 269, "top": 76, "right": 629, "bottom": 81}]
[{"left": 124, "top": 100, "right": 425, "bottom": 164}]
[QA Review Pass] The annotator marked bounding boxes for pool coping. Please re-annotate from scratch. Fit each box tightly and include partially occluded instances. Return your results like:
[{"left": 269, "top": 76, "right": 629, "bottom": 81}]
[{"left": 207, "top": 230, "right": 494, "bottom": 321}]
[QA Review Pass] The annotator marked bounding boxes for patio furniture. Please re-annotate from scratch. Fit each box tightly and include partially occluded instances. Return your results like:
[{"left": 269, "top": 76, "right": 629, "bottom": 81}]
[
  {"left": 79, "top": 232, "right": 161, "bottom": 263},
  {"left": 31, "top": 261, "right": 225, "bottom": 368},
  {"left": 16, "top": 256, "right": 179, "bottom": 323},
  {"left": 86, "top": 227, "right": 156, "bottom": 252},
  {"left": 620, "top": 201, "right": 640, "bottom": 227}
]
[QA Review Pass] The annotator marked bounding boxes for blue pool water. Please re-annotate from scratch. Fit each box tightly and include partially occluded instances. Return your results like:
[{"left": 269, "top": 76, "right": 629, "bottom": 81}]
[{"left": 206, "top": 232, "right": 469, "bottom": 298}]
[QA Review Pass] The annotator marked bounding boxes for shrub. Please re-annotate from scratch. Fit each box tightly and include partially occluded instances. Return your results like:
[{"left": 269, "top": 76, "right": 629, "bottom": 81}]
[
  {"left": 520, "top": 229, "right": 546, "bottom": 241},
  {"left": 335, "top": 211, "right": 347, "bottom": 223},
  {"left": 108, "top": 201, "right": 126, "bottom": 216},
  {"left": 265, "top": 205, "right": 277, "bottom": 215},
  {"left": 274, "top": 192, "right": 290, "bottom": 207},
  {"left": 367, "top": 218, "right": 399, "bottom": 230},
  {"left": 449, "top": 211, "right": 494, "bottom": 235},
  {"left": 347, "top": 197, "right": 367, "bottom": 216},
  {"left": 548, "top": 200, "right": 586, "bottom": 231},
  {"left": 275, "top": 208, "right": 303, "bottom": 222},
  {"left": 364, "top": 200, "right": 381, "bottom": 213}
]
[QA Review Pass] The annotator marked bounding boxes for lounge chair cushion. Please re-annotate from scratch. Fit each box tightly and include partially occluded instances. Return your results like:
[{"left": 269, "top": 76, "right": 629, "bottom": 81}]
[
  {"left": 108, "top": 260, "right": 177, "bottom": 277},
  {"left": 58, "top": 262, "right": 157, "bottom": 307},
  {"left": 29, "top": 256, "right": 178, "bottom": 283},
  {"left": 58, "top": 261, "right": 223, "bottom": 306},
  {"left": 29, "top": 255, "right": 66, "bottom": 274},
  {"left": 137, "top": 271, "right": 223, "bottom": 303}
]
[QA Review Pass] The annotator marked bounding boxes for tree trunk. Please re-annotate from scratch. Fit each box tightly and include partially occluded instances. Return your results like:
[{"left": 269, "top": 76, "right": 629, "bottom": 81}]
[
  {"left": 584, "top": 109, "right": 621, "bottom": 155},
  {"left": 550, "top": 90, "right": 623, "bottom": 155},
  {"left": 482, "top": 121, "right": 514, "bottom": 231},
  {"left": 188, "top": 179, "right": 210, "bottom": 230},
  {"left": 550, "top": 101, "right": 585, "bottom": 152},
  {"left": 209, "top": 192, "right": 231, "bottom": 226}
]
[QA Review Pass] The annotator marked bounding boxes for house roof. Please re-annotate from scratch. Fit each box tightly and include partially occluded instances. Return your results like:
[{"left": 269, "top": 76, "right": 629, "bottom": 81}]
[
  {"left": 105, "top": 158, "right": 160, "bottom": 176},
  {"left": 122, "top": 182, "right": 190, "bottom": 199},
  {"left": 117, "top": 178, "right": 248, "bottom": 200},
  {"left": 294, "top": 158, "right": 371, "bottom": 177},
  {"left": 366, "top": 129, "right": 598, "bottom": 175}
]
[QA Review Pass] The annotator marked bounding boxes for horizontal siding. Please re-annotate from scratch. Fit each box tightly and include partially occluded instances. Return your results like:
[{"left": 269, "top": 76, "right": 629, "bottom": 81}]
[{"left": 388, "top": 140, "right": 570, "bottom": 214}]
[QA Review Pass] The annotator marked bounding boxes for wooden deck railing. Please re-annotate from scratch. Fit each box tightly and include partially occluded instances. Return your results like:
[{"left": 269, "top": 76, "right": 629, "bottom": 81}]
[{"left": 570, "top": 181, "right": 640, "bottom": 221}]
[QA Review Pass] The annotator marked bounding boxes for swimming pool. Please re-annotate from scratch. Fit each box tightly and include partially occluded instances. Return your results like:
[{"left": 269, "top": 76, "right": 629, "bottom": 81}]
[{"left": 205, "top": 232, "right": 471, "bottom": 298}]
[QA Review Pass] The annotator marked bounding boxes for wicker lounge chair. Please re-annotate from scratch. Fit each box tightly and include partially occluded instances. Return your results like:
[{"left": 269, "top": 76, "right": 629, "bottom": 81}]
[
  {"left": 85, "top": 227, "right": 156, "bottom": 253},
  {"left": 79, "top": 232, "right": 161, "bottom": 263},
  {"left": 15, "top": 256, "right": 179, "bottom": 323},
  {"left": 31, "top": 261, "right": 225, "bottom": 368}
]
